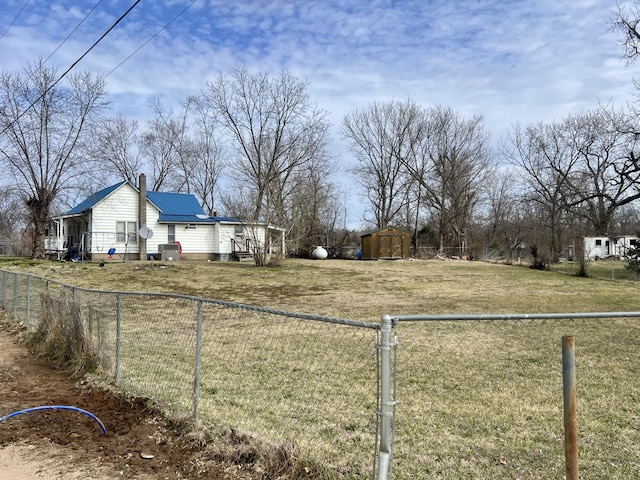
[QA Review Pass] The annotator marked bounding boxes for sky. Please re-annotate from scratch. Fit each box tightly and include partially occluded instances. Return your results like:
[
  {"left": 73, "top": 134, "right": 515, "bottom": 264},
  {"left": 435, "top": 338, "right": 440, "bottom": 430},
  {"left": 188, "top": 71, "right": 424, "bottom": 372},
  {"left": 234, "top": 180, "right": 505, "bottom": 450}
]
[{"left": 0, "top": 0, "right": 638, "bottom": 228}]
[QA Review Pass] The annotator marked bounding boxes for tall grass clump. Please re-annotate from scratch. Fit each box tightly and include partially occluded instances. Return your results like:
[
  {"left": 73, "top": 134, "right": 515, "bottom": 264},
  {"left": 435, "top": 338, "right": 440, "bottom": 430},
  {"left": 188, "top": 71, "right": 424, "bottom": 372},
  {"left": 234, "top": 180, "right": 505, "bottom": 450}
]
[{"left": 26, "top": 291, "right": 106, "bottom": 375}]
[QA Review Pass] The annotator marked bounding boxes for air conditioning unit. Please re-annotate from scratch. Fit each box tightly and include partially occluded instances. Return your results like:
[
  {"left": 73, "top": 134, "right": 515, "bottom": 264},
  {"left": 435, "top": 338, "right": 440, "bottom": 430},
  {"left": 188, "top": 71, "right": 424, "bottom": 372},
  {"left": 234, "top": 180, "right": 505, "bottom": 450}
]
[{"left": 158, "top": 243, "right": 180, "bottom": 261}]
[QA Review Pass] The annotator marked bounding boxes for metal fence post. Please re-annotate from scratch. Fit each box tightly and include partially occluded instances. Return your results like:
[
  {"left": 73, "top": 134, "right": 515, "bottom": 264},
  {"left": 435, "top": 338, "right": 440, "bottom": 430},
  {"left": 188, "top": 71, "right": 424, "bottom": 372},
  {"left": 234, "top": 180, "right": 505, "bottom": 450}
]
[
  {"left": 115, "top": 293, "right": 122, "bottom": 385},
  {"left": 13, "top": 272, "right": 18, "bottom": 318},
  {"left": 1, "top": 270, "right": 6, "bottom": 307},
  {"left": 377, "top": 314, "right": 395, "bottom": 480},
  {"left": 562, "top": 335, "right": 579, "bottom": 480},
  {"left": 25, "top": 275, "right": 31, "bottom": 327},
  {"left": 193, "top": 300, "right": 204, "bottom": 420}
]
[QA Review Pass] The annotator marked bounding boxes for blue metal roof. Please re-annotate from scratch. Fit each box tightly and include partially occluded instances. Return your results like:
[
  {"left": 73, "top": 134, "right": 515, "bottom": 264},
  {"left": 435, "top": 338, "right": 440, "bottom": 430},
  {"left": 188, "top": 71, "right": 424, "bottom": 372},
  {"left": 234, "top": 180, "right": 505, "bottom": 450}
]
[
  {"left": 65, "top": 182, "right": 243, "bottom": 224},
  {"left": 66, "top": 182, "right": 127, "bottom": 215},
  {"left": 147, "top": 191, "right": 205, "bottom": 216}
]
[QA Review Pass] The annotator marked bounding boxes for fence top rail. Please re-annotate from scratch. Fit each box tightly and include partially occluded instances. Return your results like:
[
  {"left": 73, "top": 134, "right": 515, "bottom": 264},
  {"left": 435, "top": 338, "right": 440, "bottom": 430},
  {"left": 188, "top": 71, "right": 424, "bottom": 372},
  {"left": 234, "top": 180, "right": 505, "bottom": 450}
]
[
  {"left": 391, "top": 311, "right": 640, "bottom": 322},
  {"left": 0, "top": 269, "right": 379, "bottom": 330}
]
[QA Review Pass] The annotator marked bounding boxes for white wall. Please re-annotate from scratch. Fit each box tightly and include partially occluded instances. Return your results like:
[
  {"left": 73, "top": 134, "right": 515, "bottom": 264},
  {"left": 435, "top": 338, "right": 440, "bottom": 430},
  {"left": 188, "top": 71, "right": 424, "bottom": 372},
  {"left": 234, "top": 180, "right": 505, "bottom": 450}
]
[
  {"left": 168, "top": 224, "right": 215, "bottom": 254},
  {"left": 90, "top": 183, "right": 141, "bottom": 255},
  {"left": 584, "top": 236, "right": 636, "bottom": 260},
  {"left": 215, "top": 223, "right": 240, "bottom": 255}
]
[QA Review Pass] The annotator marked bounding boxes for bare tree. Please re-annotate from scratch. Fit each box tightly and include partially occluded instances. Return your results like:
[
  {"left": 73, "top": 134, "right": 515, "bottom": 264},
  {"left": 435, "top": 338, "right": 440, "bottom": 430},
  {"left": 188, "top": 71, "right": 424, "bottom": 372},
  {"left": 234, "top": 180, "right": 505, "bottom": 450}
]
[
  {"left": 483, "top": 169, "right": 530, "bottom": 262},
  {"left": 342, "top": 99, "right": 423, "bottom": 229},
  {"left": 0, "top": 185, "right": 27, "bottom": 255},
  {"left": 562, "top": 108, "right": 640, "bottom": 234},
  {"left": 402, "top": 106, "right": 493, "bottom": 255},
  {"left": 202, "top": 66, "right": 330, "bottom": 219},
  {"left": 503, "top": 121, "right": 575, "bottom": 262},
  {"left": 185, "top": 96, "right": 225, "bottom": 216},
  {"left": 201, "top": 66, "right": 330, "bottom": 265},
  {"left": 91, "top": 114, "right": 142, "bottom": 185},
  {"left": 286, "top": 167, "right": 342, "bottom": 255},
  {"left": 506, "top": 107, "right": 640, "bottom": 264},
  {"left": 612, "top": 1, "right": 640, "bottom": 65},
  {"left": 0, "top": 60, "right": 108, "bottom": 258},
  {"left": 138, "top": 97, "right": 190, "bottom": 192}
]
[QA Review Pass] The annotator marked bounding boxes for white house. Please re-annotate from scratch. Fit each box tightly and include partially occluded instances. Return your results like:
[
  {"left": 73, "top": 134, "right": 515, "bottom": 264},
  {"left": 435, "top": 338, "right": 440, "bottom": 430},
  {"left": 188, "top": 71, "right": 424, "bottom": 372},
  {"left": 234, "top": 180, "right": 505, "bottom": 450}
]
[
  {"left": 45, "top": 175, "right": 285, "bottom": 262},
  {"left": 582, "top": 235, "right": 638, "bottom": 261}
]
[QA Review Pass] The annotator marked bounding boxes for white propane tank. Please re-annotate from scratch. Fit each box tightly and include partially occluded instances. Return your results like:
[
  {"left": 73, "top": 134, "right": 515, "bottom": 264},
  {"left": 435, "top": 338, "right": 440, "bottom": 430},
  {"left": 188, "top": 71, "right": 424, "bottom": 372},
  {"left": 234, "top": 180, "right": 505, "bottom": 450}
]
[{"left": 311, "top": 246, "right": 328, "bottom": 260}]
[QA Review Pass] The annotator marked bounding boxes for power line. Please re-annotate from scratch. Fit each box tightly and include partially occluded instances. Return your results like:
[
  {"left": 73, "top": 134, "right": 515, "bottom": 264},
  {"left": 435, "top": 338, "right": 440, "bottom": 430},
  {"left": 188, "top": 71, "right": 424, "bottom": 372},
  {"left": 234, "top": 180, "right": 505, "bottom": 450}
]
[
  {"left": 0, "top": 0, "right": 141, "bottom": 136},
  {"left": 50, "top": 0, "right": 141, "bottom": 89},
  {"left": 0, "top": 0, "right": 31, "bottom": 41},
  {"left": 44, "top": 0, "right": 105, "bottom": 65},
  {"left": 102, "top": 0, "right": 200, "bottom": 80}
]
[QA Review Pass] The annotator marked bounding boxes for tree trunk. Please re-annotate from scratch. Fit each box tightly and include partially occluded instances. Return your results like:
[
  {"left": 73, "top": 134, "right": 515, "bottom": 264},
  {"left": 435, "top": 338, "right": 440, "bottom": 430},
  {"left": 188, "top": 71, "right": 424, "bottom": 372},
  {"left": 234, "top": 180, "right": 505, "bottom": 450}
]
[{"left": 27, "top": 195, "right": 50, "bottom": 259}]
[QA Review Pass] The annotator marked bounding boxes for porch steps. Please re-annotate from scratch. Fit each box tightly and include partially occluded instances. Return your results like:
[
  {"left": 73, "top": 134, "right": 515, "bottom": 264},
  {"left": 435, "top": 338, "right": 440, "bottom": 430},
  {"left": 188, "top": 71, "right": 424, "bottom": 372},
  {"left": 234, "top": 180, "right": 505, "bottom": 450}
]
[{"left": 236, "top": 252, "right": 254, "bottom": 262}]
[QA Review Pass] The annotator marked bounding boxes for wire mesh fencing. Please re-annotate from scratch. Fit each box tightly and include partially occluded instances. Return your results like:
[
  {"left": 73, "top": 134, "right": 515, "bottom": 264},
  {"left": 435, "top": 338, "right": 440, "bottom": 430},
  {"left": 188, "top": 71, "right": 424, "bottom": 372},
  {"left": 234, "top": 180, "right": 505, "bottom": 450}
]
[
  {"left": 0, "top": 270, "right": 382, "bottom": 478},
  {"left": 387, "top": 313, "right": 640, "bottom": 479},
  {"left": 7, "top": 267, "right": 640, "bottom": 479}
]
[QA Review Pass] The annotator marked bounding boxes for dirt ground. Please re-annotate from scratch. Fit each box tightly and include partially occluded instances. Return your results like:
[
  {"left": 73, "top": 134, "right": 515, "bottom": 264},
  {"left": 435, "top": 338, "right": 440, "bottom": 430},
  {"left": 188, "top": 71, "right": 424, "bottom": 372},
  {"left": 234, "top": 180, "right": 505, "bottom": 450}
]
[{"left": 0, "top": 318, "right": 260, "bottom": 480}]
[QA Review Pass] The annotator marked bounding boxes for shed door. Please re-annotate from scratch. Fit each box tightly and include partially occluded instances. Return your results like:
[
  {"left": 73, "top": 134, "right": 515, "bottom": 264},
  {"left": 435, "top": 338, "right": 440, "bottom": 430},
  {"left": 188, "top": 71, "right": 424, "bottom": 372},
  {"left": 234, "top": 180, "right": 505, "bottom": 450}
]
[{"left": 378, "top": 234, "right": 403, "bottom": 258}]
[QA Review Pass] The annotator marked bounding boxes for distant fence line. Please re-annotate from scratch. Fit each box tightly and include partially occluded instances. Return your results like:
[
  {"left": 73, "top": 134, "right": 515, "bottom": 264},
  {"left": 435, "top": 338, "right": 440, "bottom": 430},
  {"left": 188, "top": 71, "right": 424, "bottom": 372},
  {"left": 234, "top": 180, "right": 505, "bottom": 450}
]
[{"left": 3, "top": 269, "right": 640, "bottom": 479}]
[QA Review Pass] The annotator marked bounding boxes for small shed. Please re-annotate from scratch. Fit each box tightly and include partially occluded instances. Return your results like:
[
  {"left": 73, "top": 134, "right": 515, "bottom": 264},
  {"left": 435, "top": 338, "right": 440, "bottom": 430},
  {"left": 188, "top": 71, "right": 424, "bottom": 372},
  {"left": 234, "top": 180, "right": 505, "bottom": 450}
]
[{"left": 360, "top": 226, "right": 411, "bottom": 260}]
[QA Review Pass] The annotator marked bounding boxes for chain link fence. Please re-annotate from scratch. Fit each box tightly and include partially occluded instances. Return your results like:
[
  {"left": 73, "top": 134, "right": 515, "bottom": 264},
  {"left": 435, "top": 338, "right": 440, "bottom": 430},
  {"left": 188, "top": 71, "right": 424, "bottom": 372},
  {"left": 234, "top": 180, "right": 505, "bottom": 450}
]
[
  {"left": 387, "top": 313, "right": 640, "bottom": 479},
  {"left": 5, "top": 268, "right": 640, "bottom": 479},
  {"left": 0, "top": 270, "right": 383, "bottom": 478}
]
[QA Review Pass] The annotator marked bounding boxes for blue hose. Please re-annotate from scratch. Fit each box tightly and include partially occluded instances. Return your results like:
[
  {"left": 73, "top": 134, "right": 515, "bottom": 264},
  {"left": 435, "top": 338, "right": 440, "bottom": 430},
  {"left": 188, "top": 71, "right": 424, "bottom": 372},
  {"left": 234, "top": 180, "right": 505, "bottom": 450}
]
[{"left": 0, "top": 405, "right": 107, "bottom": 435}]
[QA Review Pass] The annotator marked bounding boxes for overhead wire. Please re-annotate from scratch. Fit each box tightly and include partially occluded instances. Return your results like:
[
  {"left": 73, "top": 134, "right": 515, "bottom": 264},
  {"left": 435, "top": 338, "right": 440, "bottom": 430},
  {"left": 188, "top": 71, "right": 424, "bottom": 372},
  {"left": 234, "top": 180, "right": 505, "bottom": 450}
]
[
  {"left": 0, "top": 0, "right": 31, "bottom": 41},
  {"left": 102, "top": 0, "right": 200, "bottom": 80},
  {"left": 44, "top": 0, "right": 105, "bottom": 65},
  {"left": 2, "top": 0, "right": 201, "bottom": 136},
  {"left": 0, "top": 0, "right": 142, "bottom": 136}
]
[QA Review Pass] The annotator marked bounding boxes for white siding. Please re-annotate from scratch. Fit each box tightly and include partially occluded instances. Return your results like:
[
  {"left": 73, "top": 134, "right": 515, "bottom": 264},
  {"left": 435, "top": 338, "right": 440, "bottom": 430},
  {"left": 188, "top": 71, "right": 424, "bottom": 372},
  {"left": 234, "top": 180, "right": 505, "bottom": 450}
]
[
  {"left": 170, "top": 224, "right": 214, "bottom": 253},
  {"left": 584, "top": 236, "right": 637, "bottom": 260},
  {"left": 89, "top": 184, "right": 140, "bottom": 254},
  {"left": 216, "top": 223, "right": 239, "bottom": 254}
]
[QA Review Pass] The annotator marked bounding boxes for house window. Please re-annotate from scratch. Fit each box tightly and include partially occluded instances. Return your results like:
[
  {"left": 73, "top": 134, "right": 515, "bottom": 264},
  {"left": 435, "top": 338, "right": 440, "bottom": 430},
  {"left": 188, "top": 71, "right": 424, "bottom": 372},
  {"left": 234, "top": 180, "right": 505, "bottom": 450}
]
[
  {"left": 168, "top": 225, "right": 176, "bottom": 243},
  {"left": 128, "top": 222, "right": 138, "bottom": 244},
  {"left": 116, "top": 221, "right": 138, "bottom": 244},
  {"left": 631, "top": 239, "right": 638, "bottom": 246},
  {"left": 234, "top": 225, "right": 243, "bottom": 237},
  {"left": 595, "top": 239, "right": 602, "bottom": 246},
  {"left": 116, "top": 221, "right": 126, "bottom": 243}
]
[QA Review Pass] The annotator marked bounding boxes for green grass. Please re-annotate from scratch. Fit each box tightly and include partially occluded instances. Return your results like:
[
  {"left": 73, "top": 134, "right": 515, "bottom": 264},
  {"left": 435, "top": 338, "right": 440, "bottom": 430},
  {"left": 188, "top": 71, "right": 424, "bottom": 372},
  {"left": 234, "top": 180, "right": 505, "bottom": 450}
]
[{"left": 2, "top": 257, "right": 640, "bottom": 478}]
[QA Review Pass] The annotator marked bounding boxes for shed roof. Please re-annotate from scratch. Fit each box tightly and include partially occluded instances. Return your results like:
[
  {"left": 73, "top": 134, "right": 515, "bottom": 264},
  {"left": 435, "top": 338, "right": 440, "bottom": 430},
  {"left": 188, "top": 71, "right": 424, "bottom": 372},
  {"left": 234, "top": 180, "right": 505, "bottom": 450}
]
[{"left": 360, "top": 226, "right": 410, "bottom": 237}]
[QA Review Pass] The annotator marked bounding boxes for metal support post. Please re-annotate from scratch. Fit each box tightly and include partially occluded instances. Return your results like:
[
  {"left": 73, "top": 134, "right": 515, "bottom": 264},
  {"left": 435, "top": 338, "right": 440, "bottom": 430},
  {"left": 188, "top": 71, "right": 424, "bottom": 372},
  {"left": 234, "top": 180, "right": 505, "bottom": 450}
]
[
  {"left": 13, "top": 273, "right": 18, "bottom": 318},
  {"left": 193, "top": 300, "right": 204, "bottom": 419},
  {"left": 562, "top": 335, "right": 579, "bottom": 480},
  {"left": 115, "top": 293, "right": 122, "bottom": 385},
  {"left": 377, "top": 314, "right": 396, "bottom": 480},
  {"left": 26, "top": 275, "right": 31, "bottom": 327}
]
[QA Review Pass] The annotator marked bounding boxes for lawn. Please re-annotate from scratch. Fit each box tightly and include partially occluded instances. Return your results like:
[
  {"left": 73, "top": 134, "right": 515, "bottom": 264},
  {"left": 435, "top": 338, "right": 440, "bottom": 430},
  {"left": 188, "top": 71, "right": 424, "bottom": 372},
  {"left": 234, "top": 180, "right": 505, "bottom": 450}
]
[{"left": 2, "top": 257, "right": 640, "bottom": 478}]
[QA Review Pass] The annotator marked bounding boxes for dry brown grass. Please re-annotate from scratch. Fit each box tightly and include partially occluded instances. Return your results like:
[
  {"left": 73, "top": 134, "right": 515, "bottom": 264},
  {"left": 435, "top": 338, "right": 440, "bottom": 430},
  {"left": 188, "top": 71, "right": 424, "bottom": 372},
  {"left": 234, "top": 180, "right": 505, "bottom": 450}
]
[
  {"left": 3, "top": 257, "right": 639, "bottom": 319},
  {"left": 4, "top": 257, "right": 640, "bottom": 478}
]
